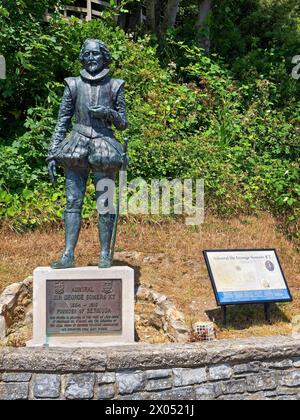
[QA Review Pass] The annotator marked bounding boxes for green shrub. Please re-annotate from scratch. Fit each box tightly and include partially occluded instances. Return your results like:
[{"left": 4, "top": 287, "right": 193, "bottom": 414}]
[{"left": 0, "top": 6, "right": 298, "bottom": 241}]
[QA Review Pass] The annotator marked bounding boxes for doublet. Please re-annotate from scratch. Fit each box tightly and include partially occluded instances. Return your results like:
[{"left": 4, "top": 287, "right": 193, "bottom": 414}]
[{"left": 48, "top": 68, "right": 128, "bottom": 171}]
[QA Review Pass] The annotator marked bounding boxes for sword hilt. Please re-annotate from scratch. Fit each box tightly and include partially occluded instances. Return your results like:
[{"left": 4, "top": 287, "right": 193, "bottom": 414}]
[{"left": 123, "top": 137, "right": 129, "bottom": 151}]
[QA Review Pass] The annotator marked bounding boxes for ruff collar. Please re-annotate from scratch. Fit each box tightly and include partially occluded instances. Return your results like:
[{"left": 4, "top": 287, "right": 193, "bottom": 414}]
[{"left": 80, "top": 68, "right": 110, "bottom": 82}]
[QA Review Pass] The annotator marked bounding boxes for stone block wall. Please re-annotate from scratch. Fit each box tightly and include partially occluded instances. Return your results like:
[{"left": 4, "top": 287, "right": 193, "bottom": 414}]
[{"left": 1, "top": 336, "right": 300, "bottom": 400}]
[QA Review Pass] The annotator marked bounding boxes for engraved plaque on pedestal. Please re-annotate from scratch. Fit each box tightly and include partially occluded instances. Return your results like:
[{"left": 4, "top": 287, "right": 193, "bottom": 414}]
[
  {"left": 46, "top": 279, "right": 122, "bottom": 335},
  {"left": 27, "top": 266, "right": 135, "bottom": 348}
]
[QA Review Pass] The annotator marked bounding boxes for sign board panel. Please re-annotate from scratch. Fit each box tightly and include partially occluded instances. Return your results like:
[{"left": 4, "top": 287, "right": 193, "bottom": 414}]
[{"left": 203, "top": 249, "right": 292, "bottom": 306}]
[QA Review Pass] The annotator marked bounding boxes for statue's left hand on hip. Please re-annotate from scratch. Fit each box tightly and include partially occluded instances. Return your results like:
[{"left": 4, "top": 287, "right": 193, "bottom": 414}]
[{"left": 89, "top": 105, "right": 110, "bottom": 119}]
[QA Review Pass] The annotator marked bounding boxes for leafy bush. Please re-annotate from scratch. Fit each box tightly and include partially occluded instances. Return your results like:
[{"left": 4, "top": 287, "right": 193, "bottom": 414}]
[
  {"left": 210, "top": 0, "right": 300, "bottom": 108},
  {"left": 0, "top": 3, "right": 298, "bottom": 242}
]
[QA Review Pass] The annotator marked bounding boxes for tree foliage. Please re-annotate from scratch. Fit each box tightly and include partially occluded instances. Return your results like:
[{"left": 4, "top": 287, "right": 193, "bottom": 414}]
[{"left": 0, "top": 0, "right": 299, "bottom": 240}]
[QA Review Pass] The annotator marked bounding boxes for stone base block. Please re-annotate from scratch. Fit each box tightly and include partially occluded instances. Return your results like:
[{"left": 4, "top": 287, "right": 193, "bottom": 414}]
[{"left": 27, "top": 266, "right": 135, "bottom": 348}]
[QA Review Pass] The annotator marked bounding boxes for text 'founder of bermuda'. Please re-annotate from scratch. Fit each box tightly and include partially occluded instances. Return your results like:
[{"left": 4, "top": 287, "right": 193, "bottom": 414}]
[{"left": 47, "top": 39, "right": 128, "bottom": 269}]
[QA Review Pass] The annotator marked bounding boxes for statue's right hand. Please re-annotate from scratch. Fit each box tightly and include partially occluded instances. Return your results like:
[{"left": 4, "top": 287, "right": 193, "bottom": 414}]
[{"left": 48, "top": 159, "right": 57, "bottom": 185}]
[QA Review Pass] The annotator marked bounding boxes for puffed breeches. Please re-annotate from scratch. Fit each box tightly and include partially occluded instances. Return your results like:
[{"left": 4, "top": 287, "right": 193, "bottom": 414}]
[{"left": 54, "top": 129, "right": 124, "bottom": 172}]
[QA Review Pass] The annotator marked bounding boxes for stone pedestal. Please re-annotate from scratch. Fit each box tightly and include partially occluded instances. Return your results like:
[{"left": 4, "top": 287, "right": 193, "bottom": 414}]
[{"left": 27, "top": 266, "right": 135, "bottom": 348}]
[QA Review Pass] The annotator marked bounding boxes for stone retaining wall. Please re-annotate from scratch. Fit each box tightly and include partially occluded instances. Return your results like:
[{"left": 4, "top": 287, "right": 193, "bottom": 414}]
[{"left": 1, "top": 336, "right": 300, "bottom": 400}]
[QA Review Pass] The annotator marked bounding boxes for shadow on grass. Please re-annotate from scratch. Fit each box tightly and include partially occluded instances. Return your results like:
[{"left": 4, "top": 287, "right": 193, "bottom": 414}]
[{"left": 206, "top": 303, "right": 290, "bottom": 330}]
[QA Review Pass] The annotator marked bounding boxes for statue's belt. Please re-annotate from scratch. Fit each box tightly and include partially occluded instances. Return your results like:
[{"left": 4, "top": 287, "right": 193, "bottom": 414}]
[
  {"left": 73, "top": 123, "right": 113, "bottom": 138},
  {"left": 73, "top": 124, "right": 123, "bottom": 156}
]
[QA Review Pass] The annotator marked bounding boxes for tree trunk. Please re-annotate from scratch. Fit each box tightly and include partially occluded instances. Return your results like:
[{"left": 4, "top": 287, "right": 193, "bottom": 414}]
[
  {"left": 145, "top": 0, "right": 157, "bottom": 32},
  {"left": 195, "top": 0, "right": 212, "bottom": 28},
  {"left": 195, "top": 0, "right": 212, "bottom": 52},
  {"left": 162, "top": 0, "right": 181, "bottom": 34}
]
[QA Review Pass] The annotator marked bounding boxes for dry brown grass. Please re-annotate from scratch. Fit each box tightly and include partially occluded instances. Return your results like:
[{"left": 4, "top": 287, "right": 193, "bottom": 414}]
[{"left": 0, "top": 212, "right": 299, "bottom": 340}]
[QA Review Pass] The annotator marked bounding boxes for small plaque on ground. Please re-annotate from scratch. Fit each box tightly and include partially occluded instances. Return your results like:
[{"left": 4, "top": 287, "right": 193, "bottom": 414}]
[{"left": 46, "top": 279, "right": 122, "bottom": 335}]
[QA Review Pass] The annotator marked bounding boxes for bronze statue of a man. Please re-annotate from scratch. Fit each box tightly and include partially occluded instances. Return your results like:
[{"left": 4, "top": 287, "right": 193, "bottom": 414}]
[{"left": 47, "top": 39, "right": 128, "bottom": 269}]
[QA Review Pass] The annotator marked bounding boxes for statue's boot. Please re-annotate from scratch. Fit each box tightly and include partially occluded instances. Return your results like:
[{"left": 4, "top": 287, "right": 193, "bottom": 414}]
[
  {"left": 51, "top": 212, "right": 81, "bottom": 269},
  {"left": 98, "top": 213, "right": 114, "bottom": 269}
]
